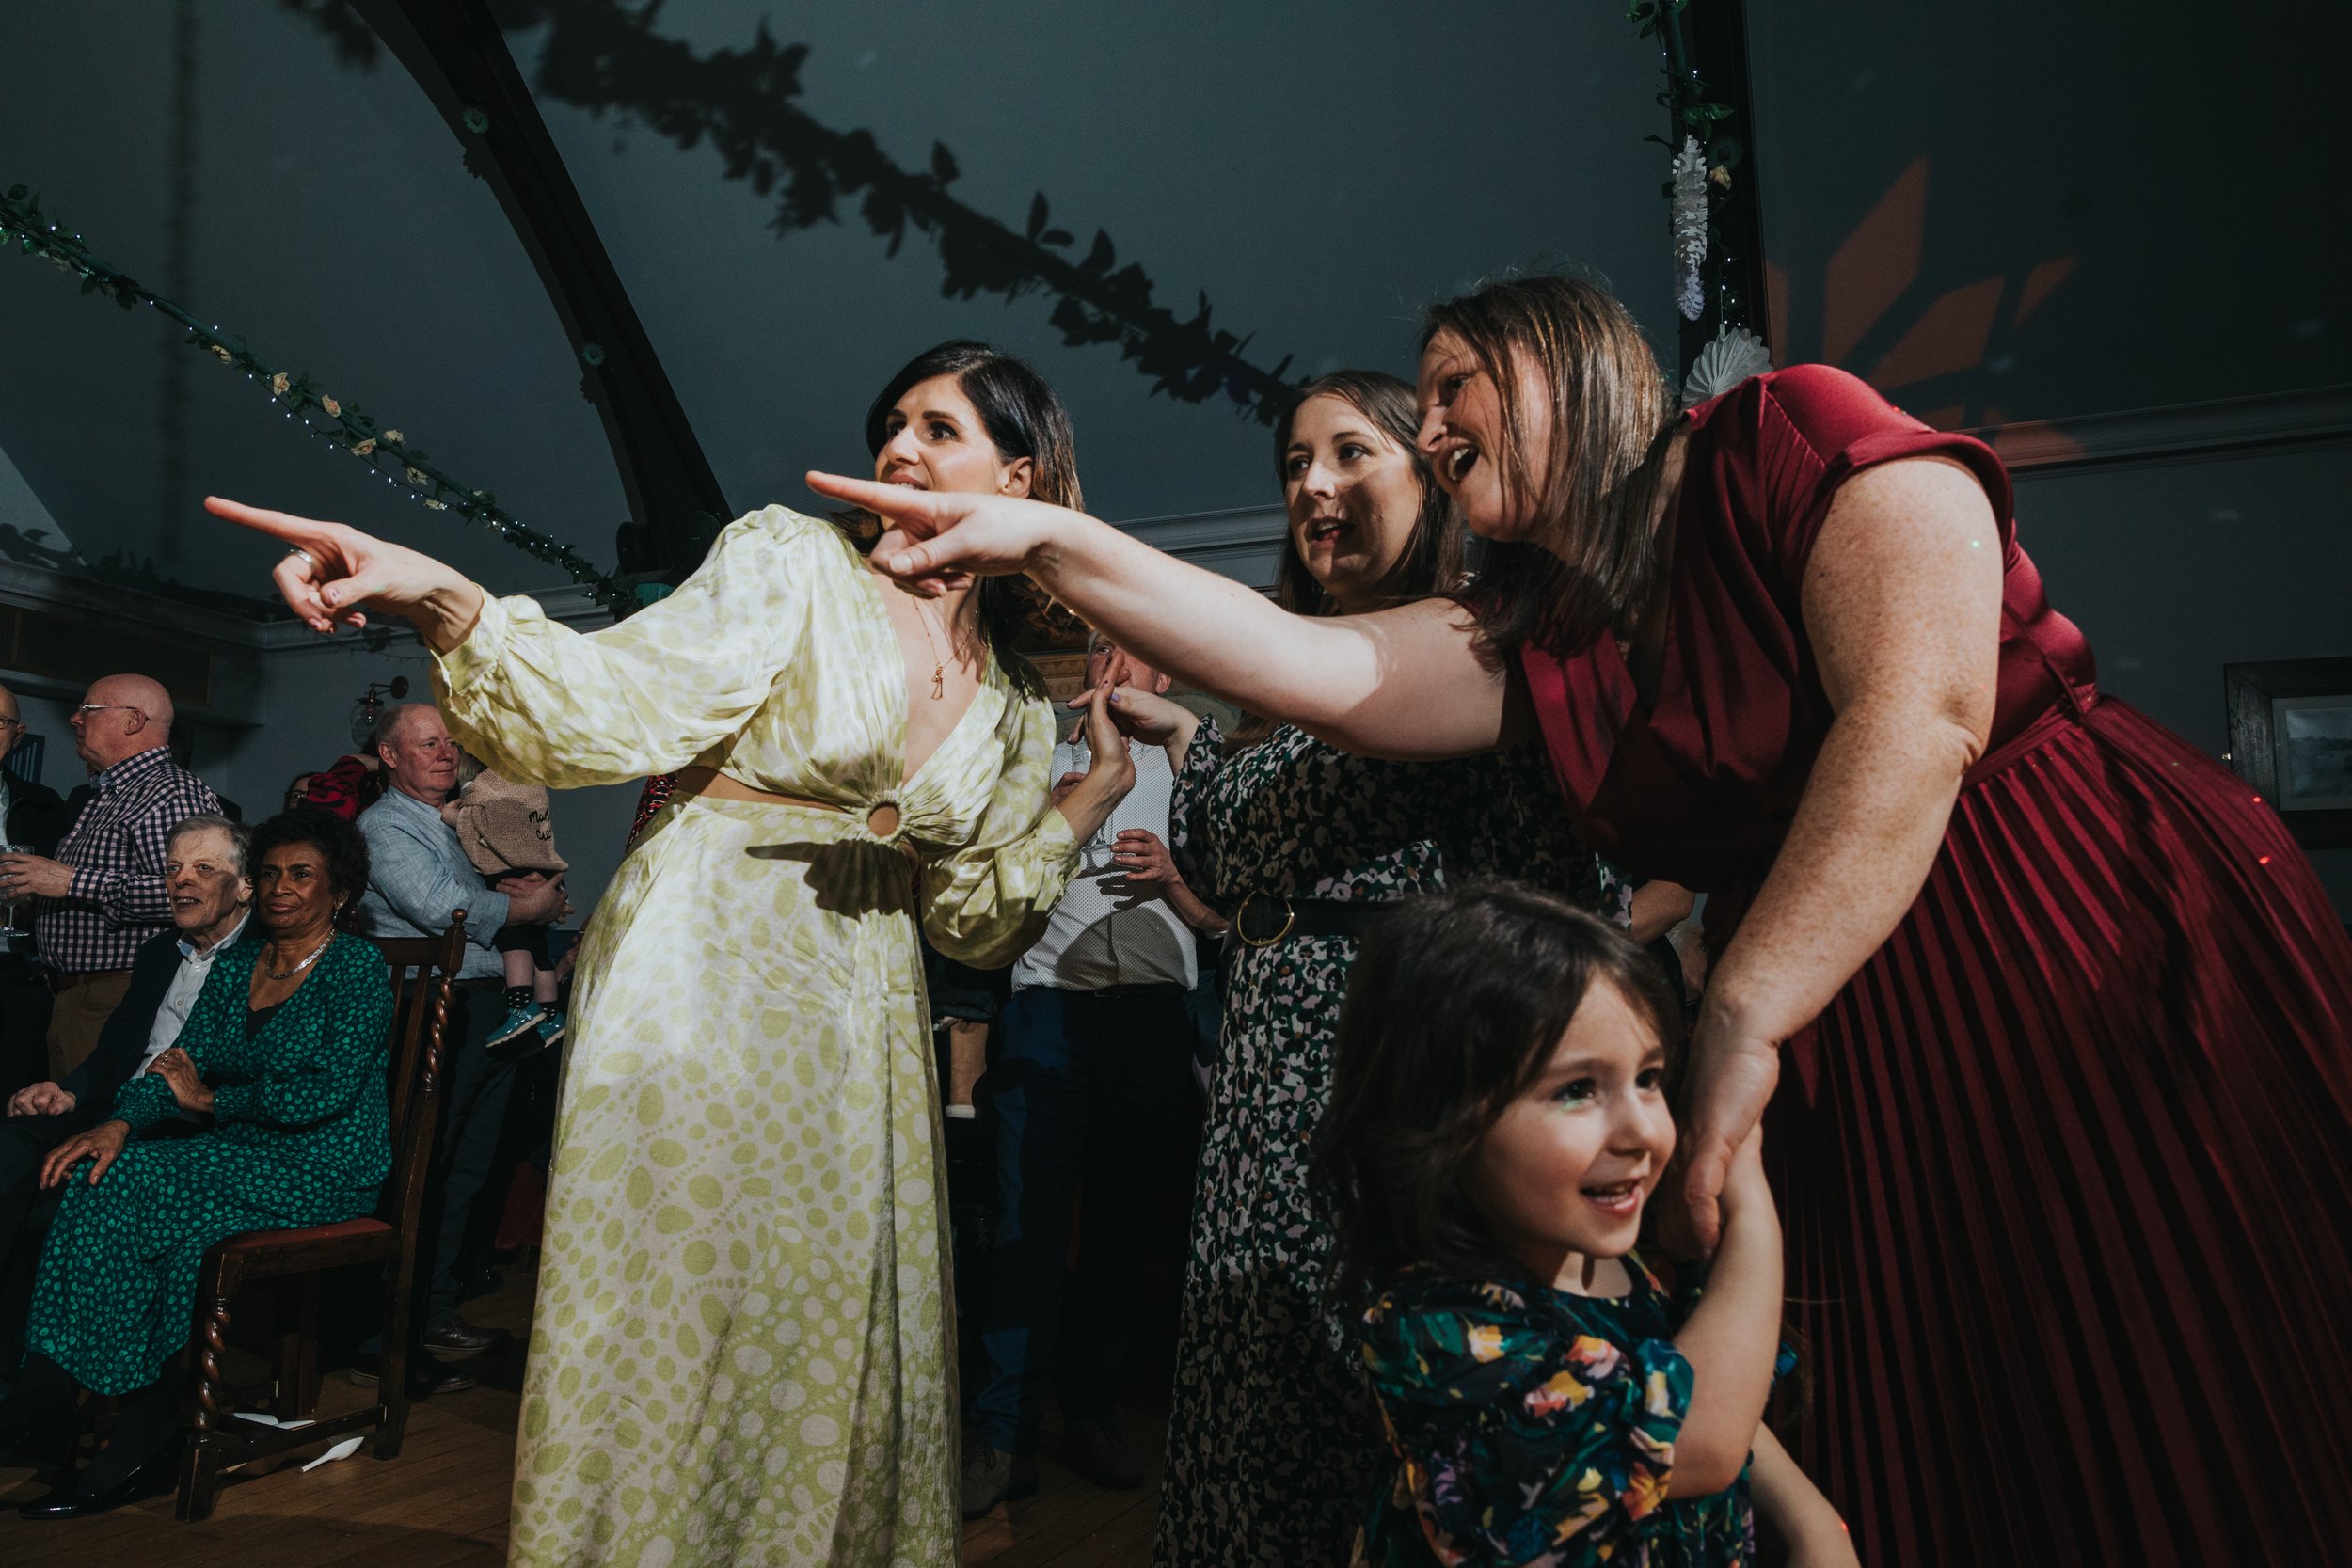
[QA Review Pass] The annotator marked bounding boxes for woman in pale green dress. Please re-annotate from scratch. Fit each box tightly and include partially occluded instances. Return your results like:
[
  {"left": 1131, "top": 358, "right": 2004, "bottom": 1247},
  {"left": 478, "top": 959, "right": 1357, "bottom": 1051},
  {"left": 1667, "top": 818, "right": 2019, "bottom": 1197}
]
[{"left": 210, "top": 342, "right": 1135, "bottom": 1567}]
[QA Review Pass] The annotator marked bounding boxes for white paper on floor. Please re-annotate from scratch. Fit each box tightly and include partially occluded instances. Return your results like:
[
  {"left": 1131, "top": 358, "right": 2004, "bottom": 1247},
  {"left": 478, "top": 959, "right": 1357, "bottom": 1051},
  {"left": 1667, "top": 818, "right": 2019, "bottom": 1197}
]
[{"left": 225, "top": 1412, "right": 364, "bottom": 1471}]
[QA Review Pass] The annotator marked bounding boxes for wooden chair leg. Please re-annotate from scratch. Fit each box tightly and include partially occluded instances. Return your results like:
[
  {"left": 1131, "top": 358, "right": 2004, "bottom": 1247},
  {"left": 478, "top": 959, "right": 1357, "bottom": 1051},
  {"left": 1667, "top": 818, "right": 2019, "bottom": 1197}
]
[
  {"left": 269, "top": 1275, "right": 323, "bottom": 1420},
  {"left": 269, "top": 1280, "right": 300, "bottom": 1421},
  {"left": 175, "top": 1269, "right": 232, "bottom": 1523},
  {"left": 373, "top": 1366, "right": 413, "bottom": 1461},
  {"left": 373, "top": 1268, "right": 415, "bottom": 1461},
  {"left": 174, "top": 1433, "right": 224, "bottom": 1524},
  {"left": 294, "top": 1275, "right": 322, "bottom": 1418}
]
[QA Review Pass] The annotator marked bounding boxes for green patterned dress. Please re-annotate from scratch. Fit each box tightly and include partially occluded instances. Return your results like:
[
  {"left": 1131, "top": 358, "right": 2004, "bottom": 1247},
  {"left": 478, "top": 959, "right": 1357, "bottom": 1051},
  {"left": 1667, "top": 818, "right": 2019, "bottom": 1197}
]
[
  {"left": 1157, "top": 721, "right": 1623, "bottom": 1567},
  {"left": 431, "top": 507, "right": 1076, "bottom": 1568},
  {"left": 1354, "top": 1260, "right": 1765, "bottom": 1567},
  {"left": 28, "top": 934, "right": 392, "bottom": 1396}
]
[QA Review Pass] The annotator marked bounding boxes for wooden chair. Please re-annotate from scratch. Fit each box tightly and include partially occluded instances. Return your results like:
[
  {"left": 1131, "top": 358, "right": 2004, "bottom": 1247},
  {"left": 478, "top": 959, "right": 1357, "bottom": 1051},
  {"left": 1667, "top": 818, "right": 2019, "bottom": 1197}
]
[{"left": 173, "top": 911, "right": 468, "bottom": 1522}]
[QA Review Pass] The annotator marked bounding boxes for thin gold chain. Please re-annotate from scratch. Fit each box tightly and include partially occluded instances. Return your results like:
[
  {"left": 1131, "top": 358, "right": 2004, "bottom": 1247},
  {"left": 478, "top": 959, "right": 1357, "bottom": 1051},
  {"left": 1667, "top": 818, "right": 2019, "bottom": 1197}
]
[{"left": 911, "top": 598, "right": 949, "bottom": 700}]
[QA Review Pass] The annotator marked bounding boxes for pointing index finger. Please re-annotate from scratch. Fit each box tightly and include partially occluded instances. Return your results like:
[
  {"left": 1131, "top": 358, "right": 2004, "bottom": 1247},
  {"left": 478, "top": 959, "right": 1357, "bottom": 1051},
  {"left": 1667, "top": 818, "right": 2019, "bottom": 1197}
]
[
  {"left": 205, "top": 495, "right": 332, "bottom": 543},
  {"left": 803, "top": 471, "right": 963, "bottom": 521}
]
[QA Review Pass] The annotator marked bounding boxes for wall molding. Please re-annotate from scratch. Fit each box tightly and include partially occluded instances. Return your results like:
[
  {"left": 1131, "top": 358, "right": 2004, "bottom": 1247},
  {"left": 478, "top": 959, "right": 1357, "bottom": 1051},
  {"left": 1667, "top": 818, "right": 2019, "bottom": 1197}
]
[
  {"left": 1116, "top": 504, "right": 1286, "bottom": 591},
  {"left": 18, "top": 368, "right": 2342, "bottom": 669},
  {"left": 1974, "top": 383, "right": 2352, "bottom": 473},
  {"left": 247, "top": 580, "right": 614, "bottom": 654},
  {"left": 0, "top": 558, "right": 612, "bottom": 728}
]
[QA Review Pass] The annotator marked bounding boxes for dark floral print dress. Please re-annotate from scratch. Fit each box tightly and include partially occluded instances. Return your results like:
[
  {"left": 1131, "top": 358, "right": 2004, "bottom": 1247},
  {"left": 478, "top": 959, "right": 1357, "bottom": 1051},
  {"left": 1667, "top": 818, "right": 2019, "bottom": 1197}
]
[
  {"left": 1354, "top": 1259, "right": 1766, "bottom": 1568},
  {"left": 29, "top": 934, "right": 392, "bottom": 1395},
  {"left": 1154, "top": 720, "right": 1625, "bottom": 1568}
]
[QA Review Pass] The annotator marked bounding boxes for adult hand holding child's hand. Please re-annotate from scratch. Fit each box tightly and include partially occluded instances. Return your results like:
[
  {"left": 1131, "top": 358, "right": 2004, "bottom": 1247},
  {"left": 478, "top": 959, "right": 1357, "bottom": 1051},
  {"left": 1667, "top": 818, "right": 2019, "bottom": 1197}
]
[{"left": 1667, "top": 1004, "right": 1782, "bottom": 1256}]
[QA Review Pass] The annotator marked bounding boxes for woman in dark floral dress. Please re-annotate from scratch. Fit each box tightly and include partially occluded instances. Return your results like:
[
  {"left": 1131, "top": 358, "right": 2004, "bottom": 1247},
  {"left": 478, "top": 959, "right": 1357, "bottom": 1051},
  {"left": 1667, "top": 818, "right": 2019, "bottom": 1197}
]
[{"left": 1109, "top": 374, "right": 1629, "bottom": 1567}]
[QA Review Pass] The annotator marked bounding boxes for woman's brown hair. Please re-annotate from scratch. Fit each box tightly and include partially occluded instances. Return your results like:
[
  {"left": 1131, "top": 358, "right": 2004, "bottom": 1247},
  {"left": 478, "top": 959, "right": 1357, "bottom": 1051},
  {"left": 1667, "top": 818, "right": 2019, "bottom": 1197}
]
[
  {"left": 1310, "top": 879, "right": 1677, "bottom": 1308},
  {"left": 853, "top": 340, "right": 1083, "bottom": 673},
  {"left": 1269, "top": 371, "right": 1463, "bottom": 618},
  {"left": 1422, "top": 274, "right": 1681, "bottom": 657},
  {"left": 1227, "top": 371, "right": 1467, "bottom": 749}
]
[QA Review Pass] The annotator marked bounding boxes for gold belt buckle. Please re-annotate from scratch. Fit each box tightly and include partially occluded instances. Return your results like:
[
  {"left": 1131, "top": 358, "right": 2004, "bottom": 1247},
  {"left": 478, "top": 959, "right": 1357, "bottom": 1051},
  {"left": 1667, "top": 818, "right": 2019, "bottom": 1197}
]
[{"left": 1234, "top": 891, "right": 1295, "bottom": 948}]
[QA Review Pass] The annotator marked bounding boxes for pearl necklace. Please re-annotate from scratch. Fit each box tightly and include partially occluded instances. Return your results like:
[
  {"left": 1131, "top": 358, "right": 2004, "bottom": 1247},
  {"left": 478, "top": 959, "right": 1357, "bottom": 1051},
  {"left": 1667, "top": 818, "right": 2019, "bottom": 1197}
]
[{"left": 263, "top": 932, "right": 334, "bottom": 982}]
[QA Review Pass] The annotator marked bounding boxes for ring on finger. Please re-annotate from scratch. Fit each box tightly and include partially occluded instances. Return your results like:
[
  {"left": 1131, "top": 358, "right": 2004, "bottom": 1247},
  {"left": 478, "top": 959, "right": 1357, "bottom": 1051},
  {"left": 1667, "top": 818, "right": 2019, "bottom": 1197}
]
[{"left": 285, "top": 546, "right": 317, "bottom": 568}]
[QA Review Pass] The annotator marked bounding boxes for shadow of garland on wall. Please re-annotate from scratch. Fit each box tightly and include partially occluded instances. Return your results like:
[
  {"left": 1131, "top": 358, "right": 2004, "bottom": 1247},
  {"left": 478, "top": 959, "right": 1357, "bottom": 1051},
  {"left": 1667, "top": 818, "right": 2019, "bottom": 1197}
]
[{"left": 283, "top": 0, "right": 1310, "bottom": 425}]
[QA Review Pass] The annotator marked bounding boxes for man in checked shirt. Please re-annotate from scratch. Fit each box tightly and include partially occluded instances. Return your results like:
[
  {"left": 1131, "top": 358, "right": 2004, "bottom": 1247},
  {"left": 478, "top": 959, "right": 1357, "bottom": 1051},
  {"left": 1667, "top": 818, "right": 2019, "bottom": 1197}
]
[{"left": 0, "top": 675, "right": 220, "bottom": 1078}]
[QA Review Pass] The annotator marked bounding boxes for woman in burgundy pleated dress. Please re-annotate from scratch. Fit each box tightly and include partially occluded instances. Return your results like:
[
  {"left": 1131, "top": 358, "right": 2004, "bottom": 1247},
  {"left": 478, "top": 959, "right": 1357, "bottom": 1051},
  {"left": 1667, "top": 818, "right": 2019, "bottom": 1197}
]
[{"left": 808, "top": 274, "right": 2352, "bottom": 1566}]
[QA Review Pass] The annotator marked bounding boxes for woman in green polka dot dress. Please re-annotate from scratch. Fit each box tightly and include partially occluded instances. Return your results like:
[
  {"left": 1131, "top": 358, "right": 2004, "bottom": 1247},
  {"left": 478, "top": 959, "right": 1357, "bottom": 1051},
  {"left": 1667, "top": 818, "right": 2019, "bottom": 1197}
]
[{"left": 210, "top": 343, "right": 1134, "bottom": 1567}]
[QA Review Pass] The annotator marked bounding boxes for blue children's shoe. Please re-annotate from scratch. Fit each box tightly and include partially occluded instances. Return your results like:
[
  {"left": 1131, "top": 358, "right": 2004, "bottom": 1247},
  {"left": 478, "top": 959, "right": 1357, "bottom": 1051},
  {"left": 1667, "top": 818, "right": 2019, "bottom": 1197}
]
[
  {"left": 485, "top": 1003, "right": 545, "bottom": 1052},
  {"left": 534, "top": 1009, "right": 568, "bottom": 1049}
]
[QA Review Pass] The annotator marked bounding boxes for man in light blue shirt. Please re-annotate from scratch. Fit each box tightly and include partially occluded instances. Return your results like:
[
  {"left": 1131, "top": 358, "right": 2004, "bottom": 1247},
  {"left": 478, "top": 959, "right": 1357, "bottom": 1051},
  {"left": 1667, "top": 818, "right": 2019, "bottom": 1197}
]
[{"left": 355, "top": 703, "right": 562, "bottom": 1392}]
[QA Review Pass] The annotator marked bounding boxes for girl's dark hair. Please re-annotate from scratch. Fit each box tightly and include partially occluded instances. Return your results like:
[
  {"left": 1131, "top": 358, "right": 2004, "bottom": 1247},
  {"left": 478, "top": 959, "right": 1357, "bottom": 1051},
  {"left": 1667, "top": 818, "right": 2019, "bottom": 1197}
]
[
  {"left": 249, "top": 807, "right": 373, "bottom": 929},
  {"left": 856, "top": 340, "right": 1084, "bottom": 673},
  {"left": 1269, "top": 371, "right": 1463, "bottom": 618},
  {"left": 1421, "top": 274, "right": 1681, "bottom": 657},
  {"left": 1311, "top": 879, "right": 1677, "bottom": 1307}
]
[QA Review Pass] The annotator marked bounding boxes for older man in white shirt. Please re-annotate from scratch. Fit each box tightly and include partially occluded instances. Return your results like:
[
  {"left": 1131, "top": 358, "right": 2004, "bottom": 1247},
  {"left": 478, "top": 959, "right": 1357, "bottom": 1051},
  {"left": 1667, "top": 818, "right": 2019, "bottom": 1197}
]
[{"left": 0, "top": 814, "right": 250, "bottom": 1370}]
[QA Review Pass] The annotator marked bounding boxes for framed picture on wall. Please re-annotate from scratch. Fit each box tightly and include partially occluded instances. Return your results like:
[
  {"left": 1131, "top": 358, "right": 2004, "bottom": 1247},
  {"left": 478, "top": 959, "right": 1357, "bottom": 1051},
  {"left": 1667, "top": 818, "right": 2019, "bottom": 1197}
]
[{"left": 2224, "top": 657, "right": 2352, "bottom": 848}]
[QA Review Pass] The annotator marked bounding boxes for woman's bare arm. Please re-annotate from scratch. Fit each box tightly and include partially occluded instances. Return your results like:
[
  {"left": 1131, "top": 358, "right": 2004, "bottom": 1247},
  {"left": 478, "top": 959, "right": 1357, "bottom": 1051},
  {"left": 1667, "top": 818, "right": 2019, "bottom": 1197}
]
[
  {"left": 1676, "top": 456, "right": 2002, "bottom": 1247},
  {"left": 805, "top": 475, "right": 1513, "bottom": 759},
  {"left": 1628, "top": 879, "right": 1697, "bottom": 944}
]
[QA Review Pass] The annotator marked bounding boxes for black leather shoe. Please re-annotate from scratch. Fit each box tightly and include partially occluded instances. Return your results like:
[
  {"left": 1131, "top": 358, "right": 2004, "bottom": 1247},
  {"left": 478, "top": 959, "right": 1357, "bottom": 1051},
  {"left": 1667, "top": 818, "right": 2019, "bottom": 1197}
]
[
  {"left": 344, "top": 1350, "right": 476, "bottom": 1395},
  {"left": 421, "top": 1318, "right": 512, "bottom": 1356},
  {"left": 18, "top": 1449, "right": 176, "bottom": 1520}
]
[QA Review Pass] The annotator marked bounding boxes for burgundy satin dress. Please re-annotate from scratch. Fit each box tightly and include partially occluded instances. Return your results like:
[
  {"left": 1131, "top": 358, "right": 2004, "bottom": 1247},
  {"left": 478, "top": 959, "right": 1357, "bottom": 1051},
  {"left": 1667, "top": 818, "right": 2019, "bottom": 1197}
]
[{"left": 1519, "top": 366, "right": 2352, "bottom": 1566}]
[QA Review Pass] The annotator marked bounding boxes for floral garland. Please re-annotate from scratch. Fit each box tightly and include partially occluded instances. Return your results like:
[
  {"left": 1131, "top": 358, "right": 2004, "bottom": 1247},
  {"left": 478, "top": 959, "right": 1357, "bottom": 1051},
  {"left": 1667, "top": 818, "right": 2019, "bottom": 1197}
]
[
  {"left": 1628, "top": 0, "right": 1773, "bottom": 405},
  {"left": 0, "top": 182, "right": 632, "bottom": 611}
]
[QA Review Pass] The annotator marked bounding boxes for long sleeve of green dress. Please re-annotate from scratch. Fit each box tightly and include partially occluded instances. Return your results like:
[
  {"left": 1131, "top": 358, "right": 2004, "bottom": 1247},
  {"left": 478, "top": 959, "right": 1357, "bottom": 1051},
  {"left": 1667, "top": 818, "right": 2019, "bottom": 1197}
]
[
  {"left": 31, "top": 935, "right": 393, "bottom": 1395},
  {"left": 435, "top": 511, "right": 812, "bottom": 788},
  {"left": 919, "top": 679, "right": 1079, "bottom": 966}
]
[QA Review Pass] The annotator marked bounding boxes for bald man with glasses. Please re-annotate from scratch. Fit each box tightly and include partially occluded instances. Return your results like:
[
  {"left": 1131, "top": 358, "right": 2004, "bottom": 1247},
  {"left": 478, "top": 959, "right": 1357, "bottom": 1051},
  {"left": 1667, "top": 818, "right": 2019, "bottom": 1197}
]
[{"left": 0, "top": 674, "right": 219, "bottom": 1078}]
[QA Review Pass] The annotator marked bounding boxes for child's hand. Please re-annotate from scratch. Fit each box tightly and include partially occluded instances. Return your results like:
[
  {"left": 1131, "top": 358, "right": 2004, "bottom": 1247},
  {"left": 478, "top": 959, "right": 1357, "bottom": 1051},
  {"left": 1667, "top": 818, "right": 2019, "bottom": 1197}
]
[{"left": 437, "top": 800, "right": 462, "bottom": 827}]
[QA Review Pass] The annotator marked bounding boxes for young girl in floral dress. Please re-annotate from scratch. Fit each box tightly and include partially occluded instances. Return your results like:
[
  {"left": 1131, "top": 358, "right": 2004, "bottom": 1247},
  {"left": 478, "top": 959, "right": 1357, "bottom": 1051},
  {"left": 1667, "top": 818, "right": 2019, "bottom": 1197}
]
[{"left": 1314, "top": 882, "right": 1853, "bottom": 1567}]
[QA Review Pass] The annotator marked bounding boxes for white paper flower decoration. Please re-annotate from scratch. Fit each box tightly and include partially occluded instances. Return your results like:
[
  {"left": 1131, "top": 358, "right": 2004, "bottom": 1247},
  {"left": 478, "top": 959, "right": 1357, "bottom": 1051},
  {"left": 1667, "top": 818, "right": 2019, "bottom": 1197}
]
[
  {"left": 1682, "top": 325, "right": 1773, "bottom": 407},
  {"left": 1671, "top": 135, "right": 1708, "bottom": 322}
]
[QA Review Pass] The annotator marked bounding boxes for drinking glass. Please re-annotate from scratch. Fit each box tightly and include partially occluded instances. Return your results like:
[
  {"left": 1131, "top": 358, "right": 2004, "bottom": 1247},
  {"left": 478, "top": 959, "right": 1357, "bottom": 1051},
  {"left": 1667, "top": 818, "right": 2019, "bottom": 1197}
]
[{"left": 0, "top": 843, "right": 29, "bottom": 912}]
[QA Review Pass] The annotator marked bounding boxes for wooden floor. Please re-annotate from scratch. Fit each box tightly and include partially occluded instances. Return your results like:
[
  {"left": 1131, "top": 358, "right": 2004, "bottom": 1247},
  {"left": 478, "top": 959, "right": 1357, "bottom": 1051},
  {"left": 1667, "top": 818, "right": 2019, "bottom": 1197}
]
[{"left": 0, "top": 1259, "right": 1176, "bottom": 1566}]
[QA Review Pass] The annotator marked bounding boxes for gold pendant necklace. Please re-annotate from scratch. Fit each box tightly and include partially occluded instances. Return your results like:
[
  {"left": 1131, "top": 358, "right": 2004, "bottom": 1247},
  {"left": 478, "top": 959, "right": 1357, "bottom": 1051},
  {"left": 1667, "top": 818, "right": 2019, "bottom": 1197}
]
[{"left": 913, "top": 599, "right": 951, "bottom": 700}]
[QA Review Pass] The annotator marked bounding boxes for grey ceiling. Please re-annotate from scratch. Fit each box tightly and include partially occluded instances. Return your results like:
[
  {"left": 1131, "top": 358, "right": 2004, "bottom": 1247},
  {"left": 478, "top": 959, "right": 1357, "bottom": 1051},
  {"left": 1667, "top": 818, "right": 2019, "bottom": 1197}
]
[{"left": 0, "top": 0, "right": 1668, "bottom": 613}]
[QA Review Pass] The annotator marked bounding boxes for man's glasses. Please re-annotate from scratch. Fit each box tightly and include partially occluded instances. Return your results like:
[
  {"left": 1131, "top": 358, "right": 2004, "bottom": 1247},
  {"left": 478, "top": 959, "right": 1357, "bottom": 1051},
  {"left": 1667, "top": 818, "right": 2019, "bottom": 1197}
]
[{"left": 72, "top": 704, "right": 148, "bottom": 722}]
